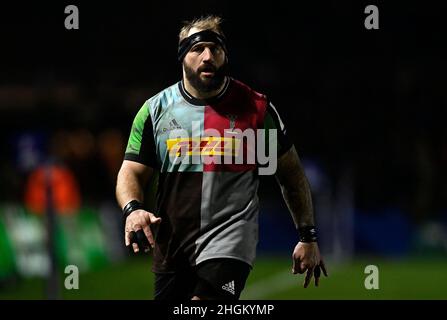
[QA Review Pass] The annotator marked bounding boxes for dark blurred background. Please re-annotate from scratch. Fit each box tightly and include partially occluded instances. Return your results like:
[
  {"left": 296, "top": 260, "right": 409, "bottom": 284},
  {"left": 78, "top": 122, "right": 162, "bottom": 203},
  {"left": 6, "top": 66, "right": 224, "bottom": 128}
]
[{"left": 0, "top": 1, "right": 446, "bottom": 299}]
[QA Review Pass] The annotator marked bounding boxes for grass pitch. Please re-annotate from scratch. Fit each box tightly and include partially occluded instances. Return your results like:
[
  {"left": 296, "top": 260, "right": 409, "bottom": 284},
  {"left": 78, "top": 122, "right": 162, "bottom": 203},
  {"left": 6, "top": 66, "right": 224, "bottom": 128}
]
[{"left": 1, "top": 256, "right": 446, "bottom": 300}]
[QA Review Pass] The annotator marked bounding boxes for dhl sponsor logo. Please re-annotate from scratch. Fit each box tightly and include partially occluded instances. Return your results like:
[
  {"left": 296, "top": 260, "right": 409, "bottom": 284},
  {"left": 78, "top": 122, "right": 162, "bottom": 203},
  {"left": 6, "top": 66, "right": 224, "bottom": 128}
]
[{"left": 166, "top": 137, "right": 241, "bottom": 156}]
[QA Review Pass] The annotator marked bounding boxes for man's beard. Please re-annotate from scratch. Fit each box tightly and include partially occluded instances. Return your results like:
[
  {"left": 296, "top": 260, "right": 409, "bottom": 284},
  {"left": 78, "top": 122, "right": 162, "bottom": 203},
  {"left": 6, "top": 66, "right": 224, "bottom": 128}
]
[{"left": 184, "top": 61, "right": 227, "bottom": 93}]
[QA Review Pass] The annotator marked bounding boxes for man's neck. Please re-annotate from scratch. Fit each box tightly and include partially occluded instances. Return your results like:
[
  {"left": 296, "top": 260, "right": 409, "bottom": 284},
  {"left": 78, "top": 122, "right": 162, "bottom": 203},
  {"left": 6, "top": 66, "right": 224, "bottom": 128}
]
[{"left": 183, "top": 76, "right": 228, "bottom": 100}]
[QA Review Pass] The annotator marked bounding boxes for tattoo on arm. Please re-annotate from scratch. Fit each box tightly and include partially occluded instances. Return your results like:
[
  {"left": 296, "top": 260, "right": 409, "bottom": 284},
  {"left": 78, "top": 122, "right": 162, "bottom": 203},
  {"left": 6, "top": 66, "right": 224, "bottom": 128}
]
[{"left": 275, "top": 146, "right": 315, "bottom": 229}]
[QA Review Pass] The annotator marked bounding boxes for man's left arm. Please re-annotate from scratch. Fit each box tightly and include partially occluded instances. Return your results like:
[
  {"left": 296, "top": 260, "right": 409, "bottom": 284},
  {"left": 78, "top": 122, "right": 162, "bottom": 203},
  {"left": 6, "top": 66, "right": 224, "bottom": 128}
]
[{"left": 275, "top": 145, "right": 328, "bottom": 287}]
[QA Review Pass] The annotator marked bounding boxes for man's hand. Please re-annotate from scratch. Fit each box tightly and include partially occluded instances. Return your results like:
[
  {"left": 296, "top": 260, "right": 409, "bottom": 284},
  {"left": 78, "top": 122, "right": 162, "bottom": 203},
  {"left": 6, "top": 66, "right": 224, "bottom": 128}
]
[
  {"left": 292, "top": 242, "right": 328, "bottom": 288},
  {"left": 124, "top": 209, "right": 162, "bottom": 253}
]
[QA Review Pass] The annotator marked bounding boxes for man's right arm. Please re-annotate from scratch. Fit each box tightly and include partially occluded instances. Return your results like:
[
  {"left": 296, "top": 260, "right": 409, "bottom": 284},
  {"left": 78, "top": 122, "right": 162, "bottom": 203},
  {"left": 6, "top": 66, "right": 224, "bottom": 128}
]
[
  {"left": 117, "top": 99, "right": 162, "bottom": 253},
  {"left": 116, "top": 160, "right": 153, "bottom": 209},
  {"left": 116, "top": 160, "right": 161, "bottom": 253}
]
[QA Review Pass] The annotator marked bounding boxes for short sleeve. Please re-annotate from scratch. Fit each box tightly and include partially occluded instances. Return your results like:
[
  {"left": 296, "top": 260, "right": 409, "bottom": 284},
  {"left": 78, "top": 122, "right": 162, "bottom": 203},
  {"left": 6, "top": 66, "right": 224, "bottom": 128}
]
[
  {"left": 263, "top": 101, "right": 294, "bottom": 157},
  {"left": 124, "top": 101, "right": 158, "bottom": 168}
]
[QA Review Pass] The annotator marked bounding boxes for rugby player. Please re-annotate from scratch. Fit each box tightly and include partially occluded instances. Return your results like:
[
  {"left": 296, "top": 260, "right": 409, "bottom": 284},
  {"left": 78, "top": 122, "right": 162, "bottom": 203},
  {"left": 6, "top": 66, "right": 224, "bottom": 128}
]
[{"left": 116, "top": 15, "right": 327, "bottom": 300}]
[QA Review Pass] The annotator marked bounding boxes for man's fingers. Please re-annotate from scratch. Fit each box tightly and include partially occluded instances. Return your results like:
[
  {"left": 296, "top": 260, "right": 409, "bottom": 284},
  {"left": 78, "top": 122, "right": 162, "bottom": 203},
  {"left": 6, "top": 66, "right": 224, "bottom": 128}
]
[
  {"left": 129, "top": 230, "right": 139, "bottom": 252},
  {"left": 143, "top": 225, "right": 155, "bottom": 248},
  {"left": 125, "top": 229, "right": 130, "bottom": 246},
  {"left": 150, "top": 215, "right": 162, "bottom": 225},
  {"left": 293, "top": 262, "right": 306, "bottom": 275},
  {"left": 303, "top": 268, "right": 313, "bottom": 288},
  {"left": 125, "top": 230, "right": 133, "bottom": 253},
  {"left": 128, "top": 231, "right": 140, "bottom": 253},
  {"left": 129, "top": 231, "right": 137, "bottom": 244},
  {"left": 299, "top": 262, "right": 308, "bottom": 274},
  {"left": 292, "top": 258, "right": 305, "bottom": 274},
  {"left": 144, "top": 212, "right": 162, "bottom": 225},
  {"left": 124, "top": 210, "right": 161, "bottom": 253},
  {"left": 292, "top": 257, "right": 297, "bottom": 274},
  {"left": 136, "top": 229, "right": 150, "bottom": 252},
  {"left": 314, "top": 266, "right": 321, "bottom": 287},
  {"left": 320, "top": 260, "right": 329, "bottom": 277},
  {"left": 314, "top": 265, "right": 321, "bottom": 278},
  {"left": 294, "top": 261, "right": 307, "bottom": 274}
]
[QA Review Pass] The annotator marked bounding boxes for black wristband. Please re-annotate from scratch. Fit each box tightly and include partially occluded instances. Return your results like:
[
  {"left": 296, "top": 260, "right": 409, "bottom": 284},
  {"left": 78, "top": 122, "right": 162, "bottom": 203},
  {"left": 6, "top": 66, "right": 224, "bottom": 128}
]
[
  {"left": 298, "top": 226, "right": 318, "bottom": 242},
  {"left": 122, "top": 200, "right": 144, "bottom": 221}
]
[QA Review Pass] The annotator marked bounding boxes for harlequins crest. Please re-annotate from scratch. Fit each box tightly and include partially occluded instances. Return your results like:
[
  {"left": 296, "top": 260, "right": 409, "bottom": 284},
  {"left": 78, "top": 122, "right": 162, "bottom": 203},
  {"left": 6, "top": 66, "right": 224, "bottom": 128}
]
[{"left": 227, "top": 114, "right": 237, "bottom": 130}]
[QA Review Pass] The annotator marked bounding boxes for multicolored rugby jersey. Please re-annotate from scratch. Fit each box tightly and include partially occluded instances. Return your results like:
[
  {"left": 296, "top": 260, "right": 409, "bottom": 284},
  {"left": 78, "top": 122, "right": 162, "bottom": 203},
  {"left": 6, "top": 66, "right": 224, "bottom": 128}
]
[{"left": 124, "top": 77, "right": 292, "bottom": 273}]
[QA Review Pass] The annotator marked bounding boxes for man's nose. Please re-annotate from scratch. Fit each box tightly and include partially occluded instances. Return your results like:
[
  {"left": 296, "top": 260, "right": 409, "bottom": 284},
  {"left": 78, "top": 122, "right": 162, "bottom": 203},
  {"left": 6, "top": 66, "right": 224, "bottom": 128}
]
[{"left": 201, "top": 47, "right": 214, "bottom": 61}]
